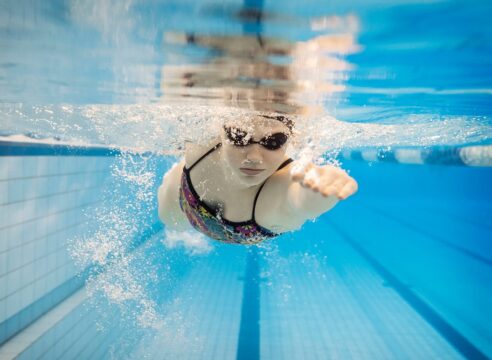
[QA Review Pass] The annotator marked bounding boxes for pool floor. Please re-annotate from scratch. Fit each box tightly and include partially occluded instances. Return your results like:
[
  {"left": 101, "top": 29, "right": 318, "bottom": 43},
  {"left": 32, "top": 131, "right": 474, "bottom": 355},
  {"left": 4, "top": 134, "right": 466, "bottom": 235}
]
[{"left": 129, "top": 214, "right": 466, "bottom": 359}]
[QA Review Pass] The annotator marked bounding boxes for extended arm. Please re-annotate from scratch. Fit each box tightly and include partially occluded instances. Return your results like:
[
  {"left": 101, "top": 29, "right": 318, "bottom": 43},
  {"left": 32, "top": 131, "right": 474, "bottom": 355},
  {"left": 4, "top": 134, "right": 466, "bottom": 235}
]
[{"left": 286, "top": 162, "right": 358, "bottom": 220}]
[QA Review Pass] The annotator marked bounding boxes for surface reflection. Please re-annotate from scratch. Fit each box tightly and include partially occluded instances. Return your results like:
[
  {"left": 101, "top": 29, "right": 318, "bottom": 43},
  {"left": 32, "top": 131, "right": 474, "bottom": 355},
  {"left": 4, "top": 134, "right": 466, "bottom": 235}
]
[
  {"left": 159, "top": 12, "right": 360, "bottom": 115},
  {"left": 2, "top": 0, "right": 492, "bottom": 123}
]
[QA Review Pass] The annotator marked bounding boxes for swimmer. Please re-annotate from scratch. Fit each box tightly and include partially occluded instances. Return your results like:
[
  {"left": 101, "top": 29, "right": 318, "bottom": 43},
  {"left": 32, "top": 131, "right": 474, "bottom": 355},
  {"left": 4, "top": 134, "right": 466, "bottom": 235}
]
[{"left": 157, "top": 115, "right": 358, "bottom": 245}]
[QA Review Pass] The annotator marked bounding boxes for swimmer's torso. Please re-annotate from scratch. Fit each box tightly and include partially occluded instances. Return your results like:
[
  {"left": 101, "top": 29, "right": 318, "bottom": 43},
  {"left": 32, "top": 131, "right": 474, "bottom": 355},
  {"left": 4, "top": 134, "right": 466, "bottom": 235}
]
[
  {"left": 157, "top": 137, "right": 304, "bottom": 241},
  {"left": 180, "top": 140, "right": 294, "bottom": 243},
  {"left": 185, "top": 139, "right": 269, "bottom": 222}
]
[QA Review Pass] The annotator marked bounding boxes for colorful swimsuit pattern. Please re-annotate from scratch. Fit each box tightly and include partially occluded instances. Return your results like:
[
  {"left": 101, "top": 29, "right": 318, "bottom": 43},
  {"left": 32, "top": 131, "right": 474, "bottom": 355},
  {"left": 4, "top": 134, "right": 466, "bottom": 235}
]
[{"left": 178, "top": 143, "right": 294, "bottom": 245}]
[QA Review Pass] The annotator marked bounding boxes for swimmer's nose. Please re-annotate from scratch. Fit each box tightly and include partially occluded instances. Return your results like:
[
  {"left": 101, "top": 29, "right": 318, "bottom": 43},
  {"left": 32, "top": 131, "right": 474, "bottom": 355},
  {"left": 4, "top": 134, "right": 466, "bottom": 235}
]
[{"left": 245, "top": 144, "right": 263, "bottom": 163}]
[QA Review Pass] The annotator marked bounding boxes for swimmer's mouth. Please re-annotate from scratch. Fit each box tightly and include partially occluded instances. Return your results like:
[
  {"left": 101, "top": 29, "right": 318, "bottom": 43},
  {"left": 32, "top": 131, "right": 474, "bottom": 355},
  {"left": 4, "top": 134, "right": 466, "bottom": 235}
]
[{"left": 240, "top": 168, "right": 265, "bottom": 175}]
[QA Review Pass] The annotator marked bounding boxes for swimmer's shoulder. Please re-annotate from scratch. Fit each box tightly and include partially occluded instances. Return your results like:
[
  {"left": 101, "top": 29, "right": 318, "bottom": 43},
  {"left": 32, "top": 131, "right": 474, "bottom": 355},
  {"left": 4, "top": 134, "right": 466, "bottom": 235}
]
[
  {"left": 184, "top": 137, "right": 221, "bottom": 169},
  {"left": 157, "top": 158, "right": 193, "bottom": 231}
]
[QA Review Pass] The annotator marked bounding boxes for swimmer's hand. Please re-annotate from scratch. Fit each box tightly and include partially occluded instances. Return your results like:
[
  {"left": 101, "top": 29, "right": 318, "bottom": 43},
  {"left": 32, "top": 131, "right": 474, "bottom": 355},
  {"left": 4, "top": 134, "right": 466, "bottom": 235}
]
[{"left": 291, "top": 163, "right": 358, "bottom": 200}]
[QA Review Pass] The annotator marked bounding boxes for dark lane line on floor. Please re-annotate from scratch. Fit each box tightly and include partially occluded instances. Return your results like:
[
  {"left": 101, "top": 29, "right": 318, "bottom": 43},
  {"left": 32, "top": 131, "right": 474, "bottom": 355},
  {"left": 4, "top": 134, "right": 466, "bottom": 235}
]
[
  {"left": 236, "top": 246, "right": 260, "bottom": 360},
  {"left": 325, "top": 218, "right": 488, "bottom": 360},
  {"left": 360, "top": 203, "right": 492, "bottom": 268}
]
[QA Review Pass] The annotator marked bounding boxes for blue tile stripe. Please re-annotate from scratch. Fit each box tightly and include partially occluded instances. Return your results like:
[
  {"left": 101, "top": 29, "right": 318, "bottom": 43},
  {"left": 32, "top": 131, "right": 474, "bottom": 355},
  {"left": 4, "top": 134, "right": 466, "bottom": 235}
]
[
  {"left": 0, "top": 271, "right": 86, "bottom": 345},
  {"left": 0, "top": 221, "right": 163, "bottom": 347},
  {"left": 236, "top": 246, "right": 261, "bottom": 360},
  {"left": 0, "top": 141, "right": 121, "bottom": 157},
  {"left": 325, "top": 218, "right": 489, "bottom": 360}
]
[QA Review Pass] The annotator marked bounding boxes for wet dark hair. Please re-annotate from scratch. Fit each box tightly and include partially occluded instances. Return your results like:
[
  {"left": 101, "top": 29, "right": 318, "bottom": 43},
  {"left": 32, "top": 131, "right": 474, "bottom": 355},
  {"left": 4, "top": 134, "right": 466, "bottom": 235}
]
[{"left": 260, "top": 115, "right": 294, "bottom": 132}]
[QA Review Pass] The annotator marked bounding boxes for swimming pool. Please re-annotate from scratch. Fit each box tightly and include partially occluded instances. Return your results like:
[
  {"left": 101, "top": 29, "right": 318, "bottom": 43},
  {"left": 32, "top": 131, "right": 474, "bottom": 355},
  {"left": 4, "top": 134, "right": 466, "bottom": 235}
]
[{"left": 1, "top": 0, "right": 491, "bottom": 359}]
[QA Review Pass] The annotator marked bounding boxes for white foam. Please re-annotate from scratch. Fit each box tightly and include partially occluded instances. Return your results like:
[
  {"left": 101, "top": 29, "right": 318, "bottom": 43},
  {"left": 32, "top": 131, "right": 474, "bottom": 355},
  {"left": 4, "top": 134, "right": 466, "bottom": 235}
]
[
  {"left": 290, "top": 145, "right": 314, "bottom": 178},
  {"left": 68, "top": 153, "right": 165, "bottom": 330},
  {"left": 1, "top": 103, "right": 491, "bottom": 163},
  {"left": 162, "top": 229, "right": 213, "bottom": 255}
]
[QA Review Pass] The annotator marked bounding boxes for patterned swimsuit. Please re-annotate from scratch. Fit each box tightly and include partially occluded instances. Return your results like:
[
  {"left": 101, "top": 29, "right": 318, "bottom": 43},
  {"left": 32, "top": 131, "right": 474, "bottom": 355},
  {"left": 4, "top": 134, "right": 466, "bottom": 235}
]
[{"left": 178, "top": 143, "right": 294, "bottom": 245}]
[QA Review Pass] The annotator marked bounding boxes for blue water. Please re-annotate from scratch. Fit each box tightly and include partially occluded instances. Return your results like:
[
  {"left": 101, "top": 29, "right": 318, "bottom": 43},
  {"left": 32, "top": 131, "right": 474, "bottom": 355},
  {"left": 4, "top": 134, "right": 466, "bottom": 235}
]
[{"left": 1, "top": 0, "right": 492, "bottom": 359}]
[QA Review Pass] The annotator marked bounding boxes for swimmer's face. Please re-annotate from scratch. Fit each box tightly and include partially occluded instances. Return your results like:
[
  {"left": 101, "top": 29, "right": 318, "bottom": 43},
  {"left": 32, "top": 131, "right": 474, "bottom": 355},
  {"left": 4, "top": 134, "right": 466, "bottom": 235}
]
[{"left": 220, "top": 117, "right": 291, "bottom": 186}]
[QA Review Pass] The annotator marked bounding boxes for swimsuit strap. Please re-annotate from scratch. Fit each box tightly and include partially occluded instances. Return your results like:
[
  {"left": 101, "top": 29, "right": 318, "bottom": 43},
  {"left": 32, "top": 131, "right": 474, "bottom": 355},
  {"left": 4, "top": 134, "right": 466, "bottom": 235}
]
[
  {"left": 187, "top": 142, "right": 222, "bottom": 171},
  {"left": 251, "top": 158, "right": 294, "bottom": 222},
  {"left": 186, "top": 142, "right": 294, "bottom": 223}
]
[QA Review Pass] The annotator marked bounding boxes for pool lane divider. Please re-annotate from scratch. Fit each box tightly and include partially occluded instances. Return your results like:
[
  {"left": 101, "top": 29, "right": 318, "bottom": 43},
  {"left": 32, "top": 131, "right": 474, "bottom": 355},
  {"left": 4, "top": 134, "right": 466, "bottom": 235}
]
[
  {"left": 340, "top": 145, "right": 492, "bottom": 167},
  {"left": 325, "top": 218, "right": 489, "bottom": 360},
  {"left": 4, "top": 140, "right": 490, "bottom": 167},
  {"left": 236, "top": 246, "right": 261, "bottom": 360}
]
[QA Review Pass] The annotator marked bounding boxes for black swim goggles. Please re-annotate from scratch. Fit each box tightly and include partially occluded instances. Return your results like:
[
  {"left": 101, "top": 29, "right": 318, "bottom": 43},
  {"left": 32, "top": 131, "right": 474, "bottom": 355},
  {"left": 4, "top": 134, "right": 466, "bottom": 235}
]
[{"left": 223, "top": 126, "right": 289, "bottom": 150}]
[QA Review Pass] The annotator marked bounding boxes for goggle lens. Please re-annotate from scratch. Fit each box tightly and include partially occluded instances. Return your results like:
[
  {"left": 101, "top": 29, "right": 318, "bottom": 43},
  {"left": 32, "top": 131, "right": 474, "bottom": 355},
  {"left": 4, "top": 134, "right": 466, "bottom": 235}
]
[{"left": 224, "top": 127, "right": 288, "bottom": 150}]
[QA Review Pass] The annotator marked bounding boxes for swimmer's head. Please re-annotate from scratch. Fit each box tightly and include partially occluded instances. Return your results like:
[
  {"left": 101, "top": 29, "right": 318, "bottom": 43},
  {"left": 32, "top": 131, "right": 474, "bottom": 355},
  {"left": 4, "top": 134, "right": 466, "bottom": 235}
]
[{"left": 219, "top": 114, "right": 294, "bottom": 186}]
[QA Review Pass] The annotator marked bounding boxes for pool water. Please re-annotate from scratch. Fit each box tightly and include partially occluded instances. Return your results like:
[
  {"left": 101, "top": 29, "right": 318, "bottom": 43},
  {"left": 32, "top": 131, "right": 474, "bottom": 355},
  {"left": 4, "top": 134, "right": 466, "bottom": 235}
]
[{"left": 1, "top": 0, "right": 492, "bottom": 359}]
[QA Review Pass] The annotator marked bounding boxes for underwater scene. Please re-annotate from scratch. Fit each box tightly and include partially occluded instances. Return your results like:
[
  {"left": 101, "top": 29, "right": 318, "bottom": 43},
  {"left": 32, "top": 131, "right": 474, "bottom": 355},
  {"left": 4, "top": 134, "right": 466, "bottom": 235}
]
[{"left": 1, "top": 0, "right": 491, "bottom": 359}]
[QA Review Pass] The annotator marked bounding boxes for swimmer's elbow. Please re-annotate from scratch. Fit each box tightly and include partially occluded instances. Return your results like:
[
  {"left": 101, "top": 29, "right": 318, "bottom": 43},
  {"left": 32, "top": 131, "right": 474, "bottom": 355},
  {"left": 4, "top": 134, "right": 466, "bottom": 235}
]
[
  {"left": 158, "top": 191, "right": 183, "bottom": 230},
  {"left": 157, "top": 161, "right": 183, "bottom": 225},
  {"left": 157, "top": 184, "right": 169, "bottom": 223},
  {"left": 157, "top": 183, "right": 192, "bottom": 232}
]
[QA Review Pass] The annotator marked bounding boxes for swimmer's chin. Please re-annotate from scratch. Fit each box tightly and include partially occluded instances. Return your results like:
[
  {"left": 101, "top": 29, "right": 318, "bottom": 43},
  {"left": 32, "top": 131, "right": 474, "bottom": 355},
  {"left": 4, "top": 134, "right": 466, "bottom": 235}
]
[
  {"left": 236, "top": 172, "right": 269, "bottom": 186},
  {"left": 223, "top": 163, "right": 272, "bottom": 186}
]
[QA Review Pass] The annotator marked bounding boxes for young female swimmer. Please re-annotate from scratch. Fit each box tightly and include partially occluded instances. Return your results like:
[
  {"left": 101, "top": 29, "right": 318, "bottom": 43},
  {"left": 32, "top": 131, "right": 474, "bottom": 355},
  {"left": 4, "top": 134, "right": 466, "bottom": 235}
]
[{"left": 157, "top": 115, "right": 358, "bottom": 245}]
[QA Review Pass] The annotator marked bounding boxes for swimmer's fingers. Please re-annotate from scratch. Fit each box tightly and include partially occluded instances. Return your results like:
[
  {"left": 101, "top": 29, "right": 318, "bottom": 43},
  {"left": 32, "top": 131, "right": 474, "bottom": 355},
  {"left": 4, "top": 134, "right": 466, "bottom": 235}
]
[
  {"left": 337, "top": 179, "right": 359, "bottom": 200},
  {"left": 319, "top": 177, "right": 345, "bottom": 197},
  {"left": 301, "top": 166, "right": 331, "bottom": 192},
  {"left": 298, "top": 165, "right": 338, "bottom": 193},
  {"left": 291, "top": 172, "right": 304, "bottom": 182},
  {"left": 308, "top": 168, "right": 336, "bottom": 193},
  {"left": 291, "top": 162, "right": 315, "bottom": 182},
  {"left": 317, "top": 167, "right": 356, "bottom": 199},
  {"left": 292, "top": 164, "right": 357, "bottom": 200}
]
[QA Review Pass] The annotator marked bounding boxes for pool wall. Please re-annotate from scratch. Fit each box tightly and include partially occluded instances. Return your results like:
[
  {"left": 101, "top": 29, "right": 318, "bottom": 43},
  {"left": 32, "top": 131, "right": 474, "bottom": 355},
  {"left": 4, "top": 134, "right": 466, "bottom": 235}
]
[{"left": 0, "top": 143, "right": 129, "bottom": 358}]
